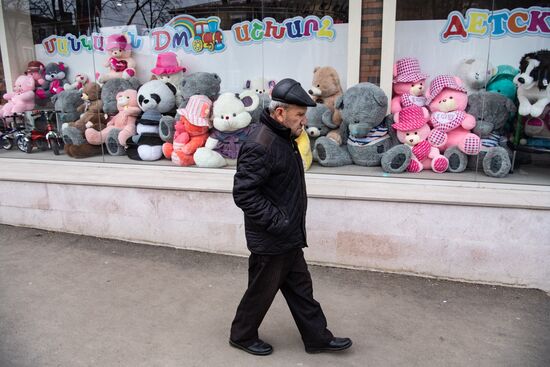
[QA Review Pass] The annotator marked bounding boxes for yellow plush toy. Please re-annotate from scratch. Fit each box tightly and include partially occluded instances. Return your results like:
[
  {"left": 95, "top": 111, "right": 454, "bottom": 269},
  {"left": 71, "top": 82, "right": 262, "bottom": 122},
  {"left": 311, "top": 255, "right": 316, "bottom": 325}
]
[{"left": 295, "top": 129, "right": 313, "bottom": 171}]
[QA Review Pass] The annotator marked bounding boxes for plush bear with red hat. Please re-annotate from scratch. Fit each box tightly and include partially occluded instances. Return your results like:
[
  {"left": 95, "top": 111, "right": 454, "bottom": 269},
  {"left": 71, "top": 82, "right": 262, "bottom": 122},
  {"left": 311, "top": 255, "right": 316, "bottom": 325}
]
[
  {"left": 162, "top": 95, "right": 211, "bottom": 166},
  {"left": 391, "top": 58, "right": 429, "bottom": 114},
  {"left": 97, "top": 34, "right": 136, "bottom": 83},
  {"left": 426, "top": 75, "right": 481, "bottom": 173},
  {"left": 151, "top": 52, "right": 186, "bottom": 106},
  {"left": 383, "top": 106, "right": 448, "bottom": 173}
]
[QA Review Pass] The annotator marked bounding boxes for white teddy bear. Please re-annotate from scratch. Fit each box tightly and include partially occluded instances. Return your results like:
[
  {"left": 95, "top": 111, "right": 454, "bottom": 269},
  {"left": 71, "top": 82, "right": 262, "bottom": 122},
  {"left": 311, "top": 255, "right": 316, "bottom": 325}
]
[
  {"left": 457, "top": 58, "right": 496, "bottom": 94},
  {"left": 194, "top": 91, "right": 259, "bottom": 167},
  {"left": 244, "top": 77, "right": 276, "bottom": 96}
]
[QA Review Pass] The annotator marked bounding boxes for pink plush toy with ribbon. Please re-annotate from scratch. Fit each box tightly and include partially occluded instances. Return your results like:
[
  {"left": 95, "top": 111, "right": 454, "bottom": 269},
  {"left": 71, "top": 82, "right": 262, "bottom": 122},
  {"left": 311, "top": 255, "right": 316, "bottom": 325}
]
[
  {"left": 393, "top": 105, "right": 449, "bottom": 173},
  {"left": 97, "top": 34, "right": 136, "bottom": 83},
  {"left": 0, "top": 75, "right": 35, "bottom": 118},
  {"left": 426, "top": 75, "right": 480, "bottom": 156},
  {"left": 391, "top": 58, "right": 429, "bottom": 114}
]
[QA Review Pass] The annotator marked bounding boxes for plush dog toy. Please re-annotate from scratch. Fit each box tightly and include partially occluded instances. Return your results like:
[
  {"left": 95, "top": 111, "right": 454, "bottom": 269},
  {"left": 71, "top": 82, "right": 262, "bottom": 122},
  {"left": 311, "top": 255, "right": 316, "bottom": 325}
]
[
  {"left": 391, "top": 57, "right": 429, "bottom": 113},
  {"left": 514, "top": 50, "right": 550, "bottom": 118}
]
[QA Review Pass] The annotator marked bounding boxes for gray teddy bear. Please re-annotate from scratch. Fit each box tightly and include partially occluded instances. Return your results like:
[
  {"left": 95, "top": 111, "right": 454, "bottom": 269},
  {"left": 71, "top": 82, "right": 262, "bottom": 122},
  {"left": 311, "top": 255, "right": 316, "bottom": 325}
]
[
  {"left": 313, "top": 83, "right": 394, "bottom": 167},
  {"left": 159, "top": 72, "right": 221, "bottom": 142},
  {"left": 52, "top": 90, "right": 84, "bottom": 125},
  {"left": 466, "top": 91, "right": 517, "bottom": 177},
  {"left": 305, "top": 104, "right": 331, "bottom": 161}
]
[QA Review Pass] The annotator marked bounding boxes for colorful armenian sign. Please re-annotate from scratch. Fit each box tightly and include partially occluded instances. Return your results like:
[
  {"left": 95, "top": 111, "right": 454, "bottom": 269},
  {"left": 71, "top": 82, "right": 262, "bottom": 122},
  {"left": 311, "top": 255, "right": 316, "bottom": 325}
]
[
  {"left": 41, "top": 15, "right": 226, "bottom": 56},
  {"left": 231, "top": 16, "right": 336, "bottom": 44},
  {"left": 440, "top": 7, "right": 550, "bottom": 42}
]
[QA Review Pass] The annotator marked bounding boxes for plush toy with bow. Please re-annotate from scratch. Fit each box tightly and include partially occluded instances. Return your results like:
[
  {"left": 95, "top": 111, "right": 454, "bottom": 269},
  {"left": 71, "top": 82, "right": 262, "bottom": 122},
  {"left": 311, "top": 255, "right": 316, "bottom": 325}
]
[
  {"left": 97, "top": 34, "right": 136, "bottom": 83},
  {"left": 35, "top": 62, "right": 68, "bottom": 100}
]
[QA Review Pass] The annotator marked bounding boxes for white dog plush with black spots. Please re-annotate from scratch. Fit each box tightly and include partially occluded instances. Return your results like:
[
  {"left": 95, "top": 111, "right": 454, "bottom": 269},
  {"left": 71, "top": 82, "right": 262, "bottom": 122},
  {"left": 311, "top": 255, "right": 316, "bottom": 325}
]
[{"left": 514, "top": 50, "right": 550, "bottom": 118}]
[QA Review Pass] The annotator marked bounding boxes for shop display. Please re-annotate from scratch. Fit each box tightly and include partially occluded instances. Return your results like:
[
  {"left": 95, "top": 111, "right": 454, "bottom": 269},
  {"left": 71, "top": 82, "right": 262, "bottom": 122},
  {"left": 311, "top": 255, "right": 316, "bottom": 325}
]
[
  {"left": 126, "top": 80, "right": 176, "bottom": 161},
  {"left": 97, "top": 34, "right": 136, "bottom": 83},
  {"left": 486, "top": 65, "right": 519, "bottom": 102},
  {"left": 0, "top": 75, "right": 35, "bottom": 118},
  {"left": 514, "top": 50, "right": 550, "bottom": 118},
  {"left": 35, "top": 62, "right": 68, "bottom": 100},
  {"left": 426, "top": 75, "right": 480, "bottom": 173},
  {"left": 86, "top": 89, "right": 141, "bottom": 156},
  {"left": 390, "top": 58, "right": 428, "bottom": 114},
  {"left": 64, "top": 73, "right": 89, "bottom": 91},
  {"left": 466, "top": 91, "right": 517, "bottom": 178},
  {"left": 382, "top": 106, "right": 448, "bottom": 174},
  {"left": 162, "top": 95, "right": 211, "bottom": 166},
  {"left": 151, "top": 52, "right": 186, "bottom": 106},
  {"left": 308, "top": 66, "right": 344, "bottom": 142},
  {"left": 62, "top": 82, "right": 105, "bottom": 158},
  {"left": 194, "top": 91, "right": 258, "bottom": 168},
  {"left": 456, "top": 58, "right": 496, "bottom": 94}
]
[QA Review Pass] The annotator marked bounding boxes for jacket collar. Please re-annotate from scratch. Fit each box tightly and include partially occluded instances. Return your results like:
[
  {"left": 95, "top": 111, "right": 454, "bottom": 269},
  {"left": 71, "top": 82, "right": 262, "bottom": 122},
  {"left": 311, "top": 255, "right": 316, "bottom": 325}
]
[{"left": 260, "top": 108, "right": 292, "bottom": 140}]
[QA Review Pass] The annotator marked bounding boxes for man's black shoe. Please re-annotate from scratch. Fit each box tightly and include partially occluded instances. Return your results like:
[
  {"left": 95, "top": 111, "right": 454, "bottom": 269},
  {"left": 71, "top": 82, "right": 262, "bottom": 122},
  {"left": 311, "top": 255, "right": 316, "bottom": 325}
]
[
  {"left": 229, "top": 339, "right": 273, "bottom": 356},
  {"left": 305, "top": 337, "right": 353, "bottom": 354}
]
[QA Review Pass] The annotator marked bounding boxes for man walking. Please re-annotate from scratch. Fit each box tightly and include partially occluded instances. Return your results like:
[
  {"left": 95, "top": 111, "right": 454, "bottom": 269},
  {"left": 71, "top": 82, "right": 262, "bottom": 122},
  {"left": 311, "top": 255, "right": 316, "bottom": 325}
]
[{"left": 229, "top": 78, "right": 352, "bottom": 356}]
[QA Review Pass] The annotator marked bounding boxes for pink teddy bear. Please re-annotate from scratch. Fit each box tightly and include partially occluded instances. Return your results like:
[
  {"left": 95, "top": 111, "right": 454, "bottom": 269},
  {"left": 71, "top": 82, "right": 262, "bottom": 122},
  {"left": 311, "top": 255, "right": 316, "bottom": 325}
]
[
  {"left": 391, "top": 58, "right": 428, "bottom": 114},
  {"left": 97, "top": 34, "right": 136, "bottom": 83},
  {"left": 85, "top": 89, "right": 140, "bottom": 147},
  {"left": 0, "top": 75, "right": 35, "bottom": 118},
  {"left": 426, "top": 75, "right": 480, "bottom": 156},
  {"left": 393, "top": 105, "right": 449, "bottom": 173}
]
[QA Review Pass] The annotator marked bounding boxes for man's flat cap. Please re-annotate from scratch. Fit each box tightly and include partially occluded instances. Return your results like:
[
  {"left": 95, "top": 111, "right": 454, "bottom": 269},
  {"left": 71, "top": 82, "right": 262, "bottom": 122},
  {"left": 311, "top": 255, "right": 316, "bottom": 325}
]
[{"left": 271, "top": 78, "right": 316, "bottom": 107}]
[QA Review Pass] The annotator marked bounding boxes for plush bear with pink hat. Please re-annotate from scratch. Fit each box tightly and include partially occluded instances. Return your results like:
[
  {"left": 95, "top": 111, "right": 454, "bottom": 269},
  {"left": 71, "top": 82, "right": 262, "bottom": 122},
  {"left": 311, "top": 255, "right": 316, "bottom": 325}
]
[
  {"left": 426, "top": 75, "right": 481, "bottom": 173},
  {"left": 383, "top": 106, "right": 448, "bottom": 173},
  {"left": 151, "top": 52, "right": 186, "bottom": 106},
  {"left": 162, "top": 95, "right": 211, "bottom": 166},
  {"left": 97, "top": 34, "right": 136, "bottom": 83},
  {"left": 391, "top": 57, "right": 429, "bottom": 114}
]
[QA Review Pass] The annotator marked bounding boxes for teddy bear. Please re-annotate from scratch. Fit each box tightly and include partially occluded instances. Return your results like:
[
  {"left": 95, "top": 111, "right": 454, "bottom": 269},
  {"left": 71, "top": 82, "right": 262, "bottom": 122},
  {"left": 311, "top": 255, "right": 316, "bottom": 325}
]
[
  {"left": 244, "top": 77, "right": 276, "bottom": 96},
  {"left": 35, "top": 62, "right": 68, "bottom": 100},
  {"left": 381, "top": 106, "right": 448, "bottom": 174},
  {"left": 62, "top": 82, "right": 106, "bottom": 158},
  {"left": 162, "top": 95, "right": 211, "bottom": 166},
  {"left": 456, "top": 58, "right": 496, "bottom": 94},
  {"left": 100, "top": 77, "right": 140, "bottom": 115},
  {"left": 97, "top": 34, "right": 136, "bottom": 83},
  {"left": 64, "top": 73, "right": 89, "bottom": 91},
  {"left": 25, "top": 61, "right": 45, "bottom": 88},
  {"left": 466, "top": 91, "right": 517, "bottom": 177},
  {"left": 307, "top": 66, "right": 344, "bottom": 143},
  {"left": 151, "top": 52, "right": 186, "bottom": 106},
  {"left": 51, "top": 90, "right": 84, "bottom": 124},
  {"left": 85, "top": 89, "right": 141, "bottom": 156},
  {"left": 126, "top": 80, "right": 176, "bottom": 161},
  {"left": 391, "top": 57, "right": 429, "bottom": 114},
  {"left": 159, "top": 72, "right": 221, "bottom": 142},
  {"left": 425, "top": 75, "right": 481, "bottom": 173},
  {"left": 486, "top": 65, "right": 519, "bottom": 102},
  {"left": 193, "top": 91, "right": 259, "bottom": 168},
  {"left": 513, "top": 50, "right": 550, "bottom": 118},
  {"left": 313, "top": 83, "right": 394, "bottom": 167},
  {"left": 0, "top": 75, "right": 35, "bottom": 118}
]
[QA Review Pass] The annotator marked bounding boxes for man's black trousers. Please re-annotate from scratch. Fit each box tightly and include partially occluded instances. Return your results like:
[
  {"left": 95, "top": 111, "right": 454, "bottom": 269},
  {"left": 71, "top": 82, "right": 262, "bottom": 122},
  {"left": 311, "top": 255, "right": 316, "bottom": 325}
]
[{"left": 230, "top": 248, "right": 334, "bottom": 347}]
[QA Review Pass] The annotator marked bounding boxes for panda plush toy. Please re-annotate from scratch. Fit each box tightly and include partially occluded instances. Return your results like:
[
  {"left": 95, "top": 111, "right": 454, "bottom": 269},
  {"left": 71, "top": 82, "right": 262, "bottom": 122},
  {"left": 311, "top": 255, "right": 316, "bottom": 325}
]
[{"left": 126, "top": 80, "right": 176, "bottom": 161}]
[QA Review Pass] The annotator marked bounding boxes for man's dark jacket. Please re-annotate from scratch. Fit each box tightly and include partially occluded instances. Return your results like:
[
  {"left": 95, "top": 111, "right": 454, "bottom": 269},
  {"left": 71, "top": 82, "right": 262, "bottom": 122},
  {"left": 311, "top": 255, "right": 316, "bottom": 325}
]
[{"left": 233, "top": 108, "right": 307, "bottom": 255}]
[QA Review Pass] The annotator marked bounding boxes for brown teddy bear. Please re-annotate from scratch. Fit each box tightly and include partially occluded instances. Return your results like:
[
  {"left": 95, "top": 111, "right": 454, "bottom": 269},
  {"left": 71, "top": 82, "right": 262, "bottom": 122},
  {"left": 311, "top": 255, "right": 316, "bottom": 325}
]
[
  {"left": 62, "top": 82, "right": 106, "bottom": 158},
  {"left": 308, "top": 66, "right": 344, "bottom": 143}
]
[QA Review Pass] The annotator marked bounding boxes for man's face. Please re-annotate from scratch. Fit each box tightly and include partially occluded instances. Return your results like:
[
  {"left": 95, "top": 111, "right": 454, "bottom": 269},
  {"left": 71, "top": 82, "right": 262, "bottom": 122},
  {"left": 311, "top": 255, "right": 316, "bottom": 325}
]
[{"left": 273, "top": 105, "right": 308, "bottom": 137}]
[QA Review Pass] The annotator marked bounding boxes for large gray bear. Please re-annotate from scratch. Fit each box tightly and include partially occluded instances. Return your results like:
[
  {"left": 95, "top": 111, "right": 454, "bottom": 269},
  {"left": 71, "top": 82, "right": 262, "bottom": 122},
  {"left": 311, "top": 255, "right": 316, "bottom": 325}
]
[
  {"left": 466, "top": 91, "right": 517, "bottom": 177},
  {"left": 52, "top": 90, "right": 84, "bottom": 125},
  {"left": 159, "top": 72, "right": 221, "bottom": 142},
  {"left": 313, "top": 83, "right": 394, "bottom": 167}
]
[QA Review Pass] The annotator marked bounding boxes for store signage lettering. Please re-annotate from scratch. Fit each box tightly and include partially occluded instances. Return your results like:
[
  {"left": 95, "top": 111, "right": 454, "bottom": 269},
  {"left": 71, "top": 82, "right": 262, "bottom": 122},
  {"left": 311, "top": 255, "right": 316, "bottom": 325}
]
[
  {"left": 231, "top": 16, "right": 336, "bottom": 44},
  {"left": 440, "top": 7, "right": 549, "bottom": 42},
  {"left": 41, "top": 15, "right": 226, "bottom": 56}
]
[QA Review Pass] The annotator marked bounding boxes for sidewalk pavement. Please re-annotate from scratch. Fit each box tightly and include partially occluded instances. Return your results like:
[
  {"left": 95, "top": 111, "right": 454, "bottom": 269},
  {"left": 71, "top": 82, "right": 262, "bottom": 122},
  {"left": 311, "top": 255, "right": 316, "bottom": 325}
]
[{"left": 1, "top": 224, "right": 549, "bottom": 367}]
